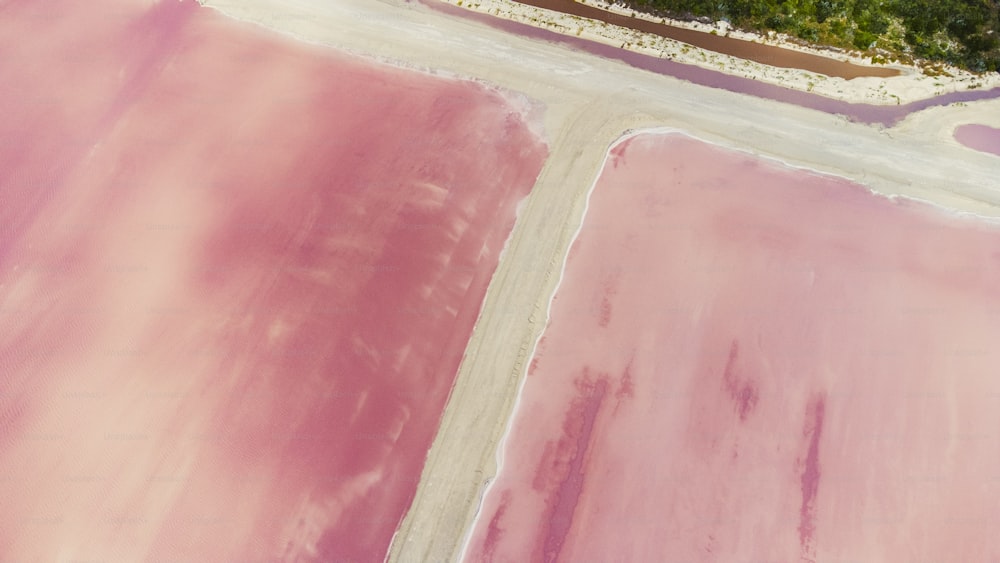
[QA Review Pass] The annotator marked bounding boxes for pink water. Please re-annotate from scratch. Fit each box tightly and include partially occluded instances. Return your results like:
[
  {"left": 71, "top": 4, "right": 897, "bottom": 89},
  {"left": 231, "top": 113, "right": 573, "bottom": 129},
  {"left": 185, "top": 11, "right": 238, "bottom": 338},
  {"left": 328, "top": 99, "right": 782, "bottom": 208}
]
[
  {"left": 955, "top": 124, "right": 1000, "bottom": 157},
  {"left": 0, "top": 0, "right": 547, "bottom": 561},
  {"left": 465, "top": 133, "right": 1000, "bottom": 562}
]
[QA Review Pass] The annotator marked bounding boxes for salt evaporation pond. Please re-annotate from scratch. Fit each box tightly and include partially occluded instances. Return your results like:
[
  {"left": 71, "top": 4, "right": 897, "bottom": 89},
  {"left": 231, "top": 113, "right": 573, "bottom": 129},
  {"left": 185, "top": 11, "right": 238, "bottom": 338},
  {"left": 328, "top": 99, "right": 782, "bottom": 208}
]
[
  {"left": 465, "top": 132, "right": 1000, "bottom": 562},
  {"left": 0, "top": 0, "right": 546, "bottom": 561}
]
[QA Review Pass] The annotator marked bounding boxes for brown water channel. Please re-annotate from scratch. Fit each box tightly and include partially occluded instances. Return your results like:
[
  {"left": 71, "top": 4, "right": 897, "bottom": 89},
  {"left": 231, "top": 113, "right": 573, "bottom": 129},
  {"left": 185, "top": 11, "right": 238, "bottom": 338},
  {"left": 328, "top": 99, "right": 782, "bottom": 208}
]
[{"left": 515, "top": 0, "right": 900, "bottom": 79}]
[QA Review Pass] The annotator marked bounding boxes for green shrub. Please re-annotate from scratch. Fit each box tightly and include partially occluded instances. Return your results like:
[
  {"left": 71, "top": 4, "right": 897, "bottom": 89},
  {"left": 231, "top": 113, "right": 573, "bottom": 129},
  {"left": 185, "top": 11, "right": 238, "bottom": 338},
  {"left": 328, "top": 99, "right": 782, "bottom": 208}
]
[{"left": 619, "top": 0, "right": 1000, "bottom": 73}]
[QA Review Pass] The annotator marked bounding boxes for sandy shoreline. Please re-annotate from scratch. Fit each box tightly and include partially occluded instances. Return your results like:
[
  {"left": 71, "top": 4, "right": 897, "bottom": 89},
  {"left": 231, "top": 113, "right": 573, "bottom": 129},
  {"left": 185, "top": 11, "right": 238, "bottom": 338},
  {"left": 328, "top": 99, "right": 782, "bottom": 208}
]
[
  {"left": 444, "top": 0, "right": 1000, "bottom": 105},
  {"left": 194, "top": 0, "right": 1000, "bottom": 561}
]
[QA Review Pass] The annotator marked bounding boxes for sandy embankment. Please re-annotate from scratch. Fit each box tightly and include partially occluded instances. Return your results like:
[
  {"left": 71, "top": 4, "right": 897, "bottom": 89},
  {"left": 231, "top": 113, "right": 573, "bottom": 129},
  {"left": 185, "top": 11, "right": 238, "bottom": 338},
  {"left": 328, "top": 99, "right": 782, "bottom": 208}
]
[
  {"left": 196, "top": 1, "right": 1000, "bottom": 562},
  {"left": 446, "top": 0, "right": 1000, "bottom": 104}
]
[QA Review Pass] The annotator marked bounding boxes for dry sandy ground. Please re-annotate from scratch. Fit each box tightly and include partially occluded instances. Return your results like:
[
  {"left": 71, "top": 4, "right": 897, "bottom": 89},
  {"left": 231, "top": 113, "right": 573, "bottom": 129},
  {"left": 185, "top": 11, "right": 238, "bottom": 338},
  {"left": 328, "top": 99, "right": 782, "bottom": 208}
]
[{"left": 198, "top": 0, "right": 1000, "bottom": 560}]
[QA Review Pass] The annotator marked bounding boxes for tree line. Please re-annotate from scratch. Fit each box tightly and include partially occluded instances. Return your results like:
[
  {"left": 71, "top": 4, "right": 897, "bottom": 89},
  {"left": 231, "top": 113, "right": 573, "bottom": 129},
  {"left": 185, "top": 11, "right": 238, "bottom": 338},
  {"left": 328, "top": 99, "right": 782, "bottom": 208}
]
[{"left": 624, "top": 0, "right": 1000, "bottom": 72}]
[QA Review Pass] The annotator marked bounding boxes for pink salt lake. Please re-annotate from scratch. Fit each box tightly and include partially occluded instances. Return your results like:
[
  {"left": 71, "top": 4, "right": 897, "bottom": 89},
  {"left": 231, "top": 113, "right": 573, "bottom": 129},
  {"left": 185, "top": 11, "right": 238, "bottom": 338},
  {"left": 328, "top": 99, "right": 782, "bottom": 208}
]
[
  {"left": 466, "top": 132, "right": 1000, "bottom": 562},
  {"left": 0, "top": 0, "right": 546, "bottom": 561}
]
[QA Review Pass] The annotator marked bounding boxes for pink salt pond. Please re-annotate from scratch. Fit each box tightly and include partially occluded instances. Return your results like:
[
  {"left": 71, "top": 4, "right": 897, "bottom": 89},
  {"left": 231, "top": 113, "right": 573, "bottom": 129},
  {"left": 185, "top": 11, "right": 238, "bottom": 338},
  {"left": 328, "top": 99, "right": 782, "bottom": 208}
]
[
  {"left": 955, "top": 124, "right": 1000, "bottom": 157},
  {"left": 0, "top": 0, "right": 546, "bottom": 561},
  {"left": 466, "top": 132, "right": 1000, "bottom": 562}
]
